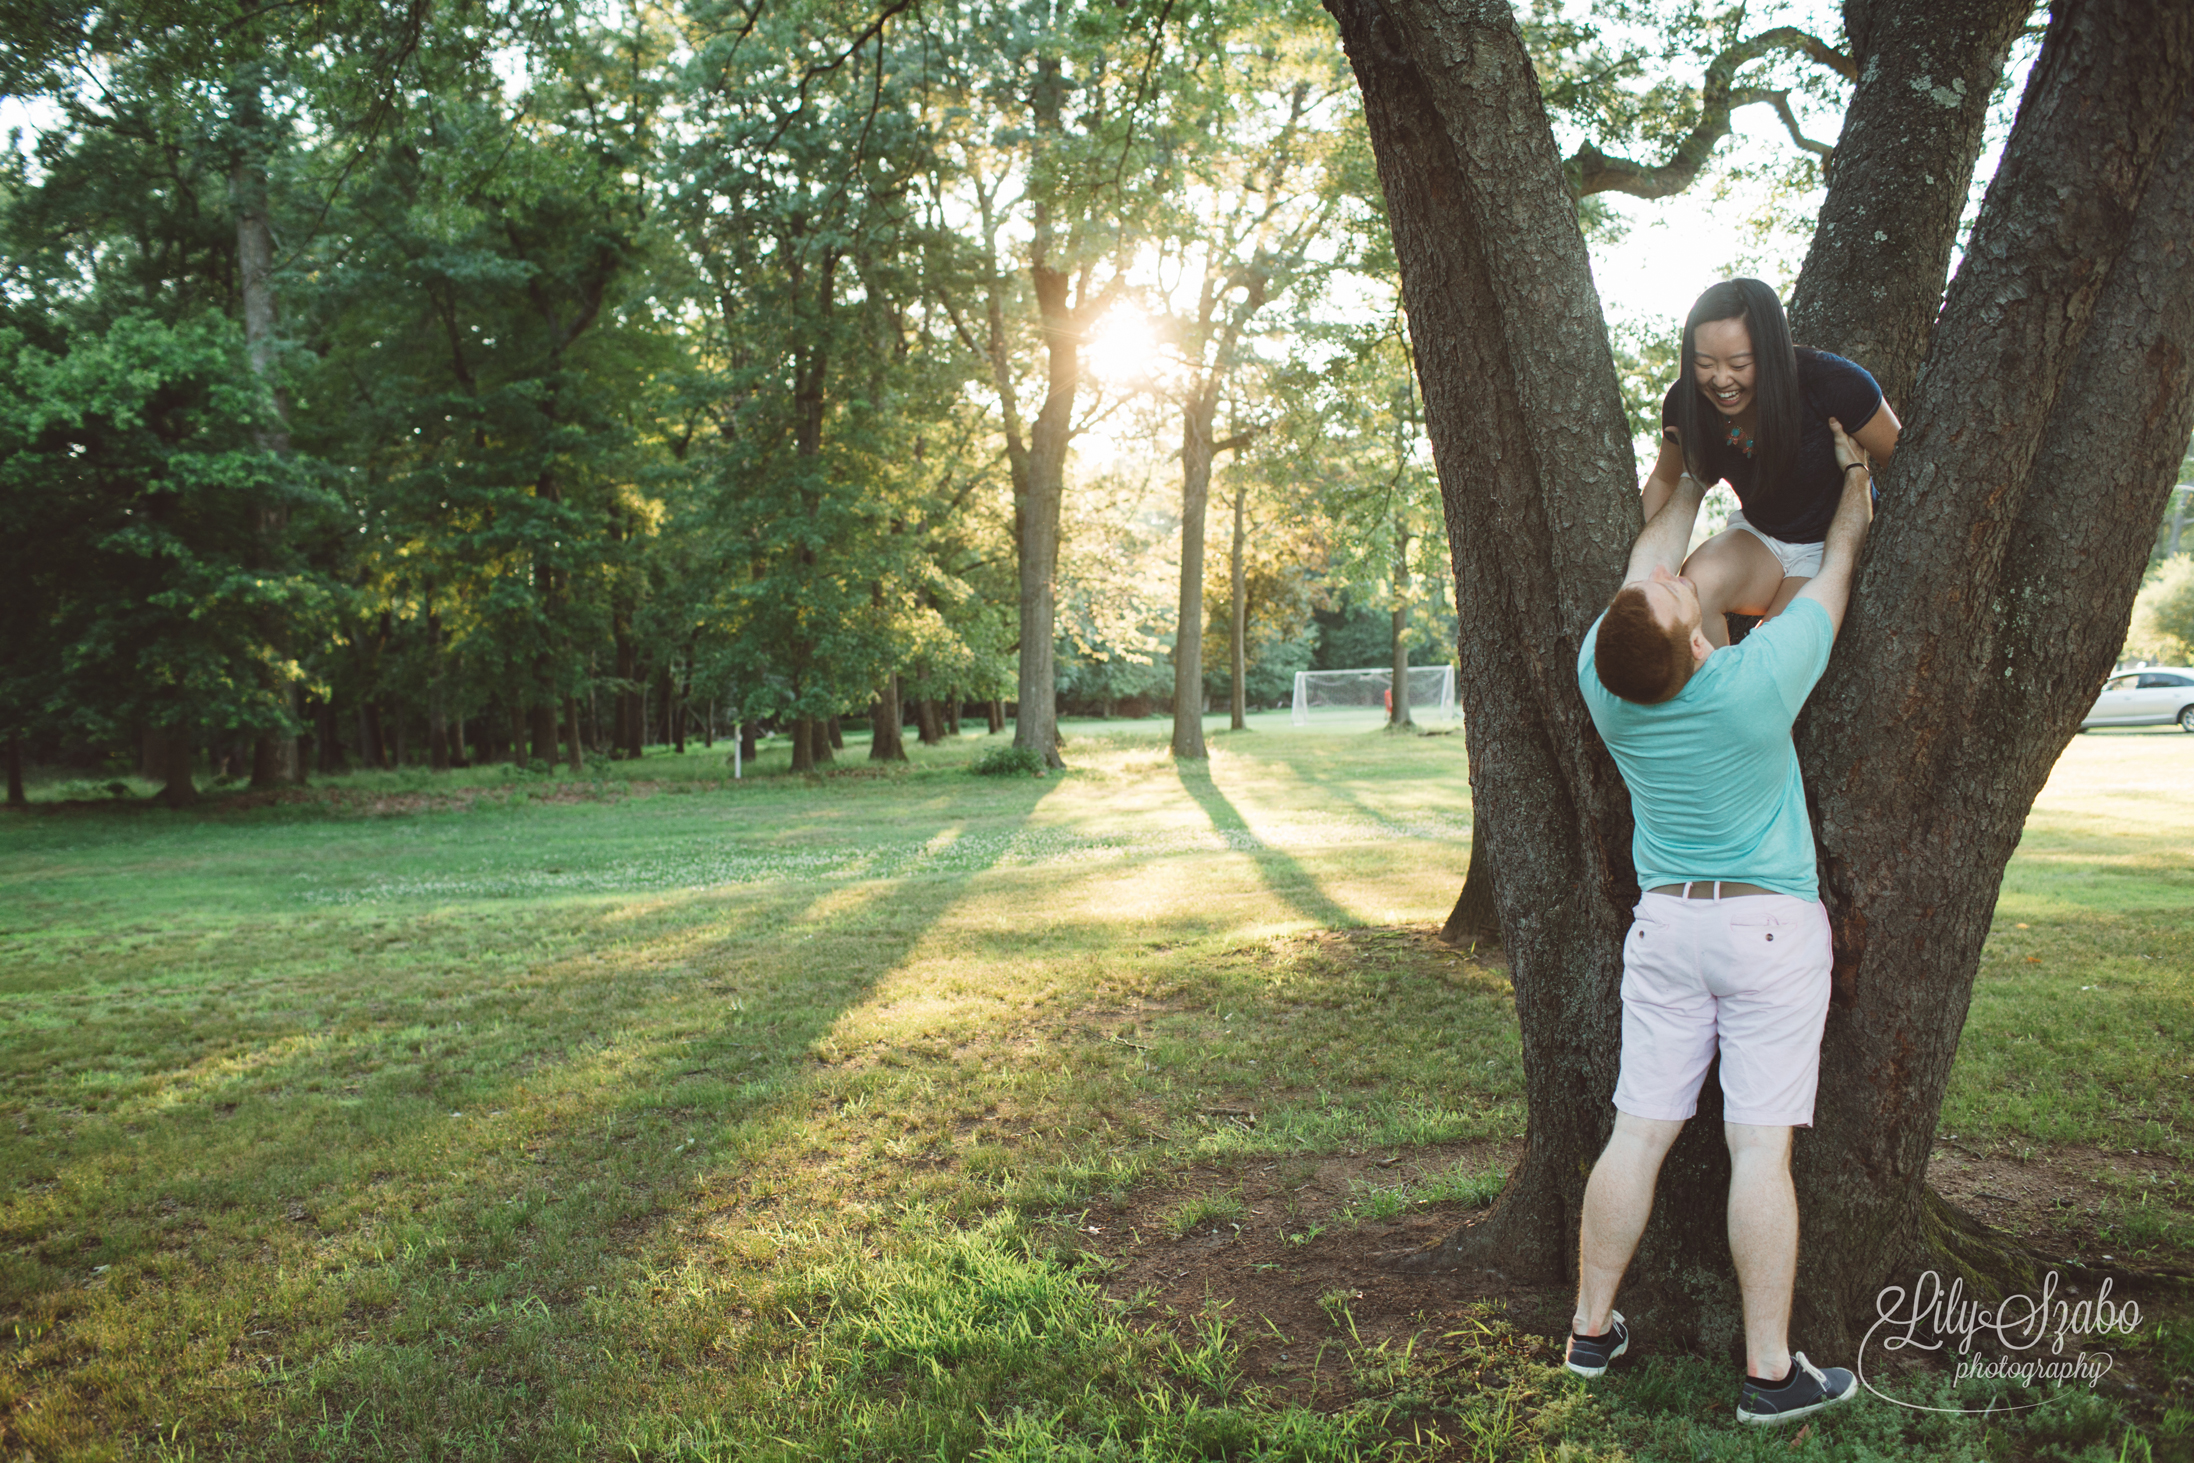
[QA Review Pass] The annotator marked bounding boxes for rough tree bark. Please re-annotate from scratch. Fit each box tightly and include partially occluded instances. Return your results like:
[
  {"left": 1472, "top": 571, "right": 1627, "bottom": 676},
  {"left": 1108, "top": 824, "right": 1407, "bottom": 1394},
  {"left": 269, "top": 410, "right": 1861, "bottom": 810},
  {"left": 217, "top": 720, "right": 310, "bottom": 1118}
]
[
  {"left": 1784, "top": 0, "right": 2031, "bottom": 407},
  {"left": 1328, "top": 0, "right": 2194, "bottom": 1360},
  {"left": 1438, "top": 836, "right": 1499, "bottom": 946}
]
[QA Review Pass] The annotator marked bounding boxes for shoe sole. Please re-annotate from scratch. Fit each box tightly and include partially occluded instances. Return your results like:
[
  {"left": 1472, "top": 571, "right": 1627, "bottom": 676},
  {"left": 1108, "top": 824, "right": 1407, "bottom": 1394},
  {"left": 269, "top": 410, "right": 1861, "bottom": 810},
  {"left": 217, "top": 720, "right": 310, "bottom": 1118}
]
[
  {"left": 1736, "top": 1382, "right": 1857, "bottom": 1425},
  {"left": 1564, "top": 1335, "right": 1628, "bottom": 1379}
]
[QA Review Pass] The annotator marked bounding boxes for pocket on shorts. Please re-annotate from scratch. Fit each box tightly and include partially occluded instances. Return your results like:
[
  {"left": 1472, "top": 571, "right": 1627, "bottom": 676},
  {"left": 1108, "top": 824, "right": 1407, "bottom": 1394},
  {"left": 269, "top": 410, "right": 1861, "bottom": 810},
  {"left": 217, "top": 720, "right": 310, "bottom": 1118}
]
[{"left": 1720, "top": 900, "right": 1829, "bottom": 988}]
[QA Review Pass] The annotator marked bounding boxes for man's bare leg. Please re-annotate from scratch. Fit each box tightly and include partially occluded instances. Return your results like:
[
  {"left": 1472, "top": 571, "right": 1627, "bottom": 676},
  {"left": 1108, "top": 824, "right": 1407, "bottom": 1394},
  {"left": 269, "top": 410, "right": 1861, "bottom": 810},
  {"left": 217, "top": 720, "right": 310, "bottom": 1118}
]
[
  {"left": 1725, "top": 1122, "right": 1797, "bottom": 1381},
  {"left": 1573, "top": 1112, "right": 1686, "bottom": 1335}
]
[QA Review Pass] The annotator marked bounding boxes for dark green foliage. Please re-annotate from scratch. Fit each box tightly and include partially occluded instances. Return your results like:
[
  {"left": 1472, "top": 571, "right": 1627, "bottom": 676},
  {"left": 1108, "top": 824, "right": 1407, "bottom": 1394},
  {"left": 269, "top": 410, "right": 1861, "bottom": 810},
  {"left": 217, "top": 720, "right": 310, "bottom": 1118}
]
[{"left": 972, "top": 744, "right": 1048, "bottom": 776}]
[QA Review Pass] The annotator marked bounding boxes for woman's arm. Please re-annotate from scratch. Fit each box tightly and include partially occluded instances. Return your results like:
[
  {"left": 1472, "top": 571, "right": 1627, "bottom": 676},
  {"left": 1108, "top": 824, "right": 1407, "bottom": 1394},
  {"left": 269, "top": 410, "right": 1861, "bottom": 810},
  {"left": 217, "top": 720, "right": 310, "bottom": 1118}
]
[
  {"left": 1639, "top": 431, "right": 1689, "bottom": 522},
  {"left": 1850, "top": 399, "right": 1901, "bottom": 466}
]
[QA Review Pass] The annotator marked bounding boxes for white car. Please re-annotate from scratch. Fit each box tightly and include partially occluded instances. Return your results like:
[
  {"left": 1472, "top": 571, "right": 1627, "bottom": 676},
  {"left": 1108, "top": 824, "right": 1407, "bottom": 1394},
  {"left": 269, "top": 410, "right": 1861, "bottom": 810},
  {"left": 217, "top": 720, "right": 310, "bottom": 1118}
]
[{"left": 2081, "top": 667, "right": 2194, "bottom": 731}]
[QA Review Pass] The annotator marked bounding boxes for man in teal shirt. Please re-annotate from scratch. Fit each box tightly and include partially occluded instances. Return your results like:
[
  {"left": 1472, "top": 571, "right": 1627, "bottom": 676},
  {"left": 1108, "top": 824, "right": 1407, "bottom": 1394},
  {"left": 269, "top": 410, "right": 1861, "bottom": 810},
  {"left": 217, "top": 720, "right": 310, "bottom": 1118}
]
[{"left": 1560, "top": 420, "right": 1874, "bottom": 1426}]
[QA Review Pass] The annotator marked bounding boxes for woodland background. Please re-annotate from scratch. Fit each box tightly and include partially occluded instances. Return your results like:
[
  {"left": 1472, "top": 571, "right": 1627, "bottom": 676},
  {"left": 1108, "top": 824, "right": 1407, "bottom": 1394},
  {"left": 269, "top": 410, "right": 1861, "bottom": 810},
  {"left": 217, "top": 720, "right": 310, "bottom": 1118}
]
[{"left": 11, "top": 0, "right": 2184, "bottom": 801}]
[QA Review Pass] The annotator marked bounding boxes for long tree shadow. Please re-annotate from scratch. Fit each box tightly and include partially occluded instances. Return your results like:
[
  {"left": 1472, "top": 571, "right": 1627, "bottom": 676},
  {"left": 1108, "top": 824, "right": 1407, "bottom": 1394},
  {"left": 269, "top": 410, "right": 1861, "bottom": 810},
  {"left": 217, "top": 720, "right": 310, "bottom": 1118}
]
[
  {"left": 1173, "top": 759, "right": 1360, "bottom": 930},
  {"left": 0, "top": 775, "right": 1062, "bottom": 1454}
]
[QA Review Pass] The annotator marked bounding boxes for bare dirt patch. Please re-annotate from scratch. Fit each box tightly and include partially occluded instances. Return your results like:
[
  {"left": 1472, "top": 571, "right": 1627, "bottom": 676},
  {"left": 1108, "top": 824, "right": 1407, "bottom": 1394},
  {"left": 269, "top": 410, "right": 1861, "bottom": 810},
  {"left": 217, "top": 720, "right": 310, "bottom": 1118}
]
[
  {"left": 1078, "top": 1136, "right": 2194, "bottom": 1419},
  {"left": 1080, "top": 1140, "right": 1562, "bottom": 1408},
  {"left": 1927, "top": 1139, "right": 2194, "bottom": 1270}
]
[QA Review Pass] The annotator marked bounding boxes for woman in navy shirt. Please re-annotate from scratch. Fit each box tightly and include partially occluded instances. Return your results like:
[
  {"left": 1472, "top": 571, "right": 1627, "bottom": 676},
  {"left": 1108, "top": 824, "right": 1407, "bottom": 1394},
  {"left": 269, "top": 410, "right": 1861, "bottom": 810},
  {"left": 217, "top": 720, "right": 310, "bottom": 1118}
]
[{"left": 1640, "top": 278, "right": 1901, "bottom": 645}]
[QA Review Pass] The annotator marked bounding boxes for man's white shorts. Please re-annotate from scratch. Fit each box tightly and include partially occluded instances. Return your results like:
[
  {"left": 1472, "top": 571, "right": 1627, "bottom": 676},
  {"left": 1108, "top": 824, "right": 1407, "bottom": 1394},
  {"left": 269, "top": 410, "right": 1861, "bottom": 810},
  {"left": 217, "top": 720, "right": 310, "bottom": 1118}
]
[
  {"left": 1728, "top": 511, "right": 1825, "bottom": 580},
  {"left": 1612, "top": 892, "right": 1833, "bottom": 1128}
]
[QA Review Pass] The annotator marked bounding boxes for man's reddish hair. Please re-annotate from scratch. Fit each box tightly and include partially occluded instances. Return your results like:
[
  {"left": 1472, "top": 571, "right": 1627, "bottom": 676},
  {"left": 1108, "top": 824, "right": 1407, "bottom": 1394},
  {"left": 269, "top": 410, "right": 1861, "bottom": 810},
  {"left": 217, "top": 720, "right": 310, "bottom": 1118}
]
[{"left": 1595, "top": 586, "right": 1694, "bottom": 704}]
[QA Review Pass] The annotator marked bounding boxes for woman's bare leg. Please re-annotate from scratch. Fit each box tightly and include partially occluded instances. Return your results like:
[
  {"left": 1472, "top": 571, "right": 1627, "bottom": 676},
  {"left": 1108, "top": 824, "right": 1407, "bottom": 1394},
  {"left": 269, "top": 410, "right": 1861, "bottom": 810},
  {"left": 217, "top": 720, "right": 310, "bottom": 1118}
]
[
  {"left": 1679, "top": 529, "right": 1784, "bottom": 648},
  {"left": 1760, "top": 575, "right": 1811, "bottom": 622}
]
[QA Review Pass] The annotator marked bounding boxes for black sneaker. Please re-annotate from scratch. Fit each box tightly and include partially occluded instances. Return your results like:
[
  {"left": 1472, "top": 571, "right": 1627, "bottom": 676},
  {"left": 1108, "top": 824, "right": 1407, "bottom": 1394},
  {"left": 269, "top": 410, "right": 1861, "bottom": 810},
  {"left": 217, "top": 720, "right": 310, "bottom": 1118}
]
[
  {"left": 1564, "top": 1311, "right": 1629, "bottom": 1377},
  {"left": 1736, "top": 1352, "right": 1857, "bottom": 1424}
]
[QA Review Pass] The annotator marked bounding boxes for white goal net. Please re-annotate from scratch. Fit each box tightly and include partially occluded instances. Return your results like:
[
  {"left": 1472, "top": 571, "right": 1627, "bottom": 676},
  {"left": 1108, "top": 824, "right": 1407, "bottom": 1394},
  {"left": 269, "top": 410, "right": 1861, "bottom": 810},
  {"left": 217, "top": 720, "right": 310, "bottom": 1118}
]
[{"left": 1291, "top": 665, "right": 1457, "bottom": 726}]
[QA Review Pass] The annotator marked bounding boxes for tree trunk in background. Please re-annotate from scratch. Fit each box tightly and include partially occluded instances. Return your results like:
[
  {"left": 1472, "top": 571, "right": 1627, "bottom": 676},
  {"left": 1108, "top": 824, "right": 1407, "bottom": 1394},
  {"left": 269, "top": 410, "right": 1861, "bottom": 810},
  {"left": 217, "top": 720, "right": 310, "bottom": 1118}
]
[
  {"left": 1388, "top": 526, "right": 1413, "bottom": 730},
  {"left": 451, "top": 708, "right": 468, "bottom": 768},
  {"left": 1439, "top": 838, "right": 1500, "bottom": 946},
  {"left": 563, "top": 694, "right": 584, "bottom": 773},
  {"left": 655, "top": 665, "right": 674, "bottom": 752},
  {"left": 790, "top": 718, "right": 814, "bottom": 774},
  {"left": 365, "top": 703, "right": 390, "bottom": 770},
  {"left": 1327, "top": 0, "right": 2194, "bottom": 1360},
  {"left": 530, "top": 704, "right": 557, "bottom": 769},
  {"left": 1172, "top": 382, "right": 1219, "bottom": 759},
  {"left": 870, "top": 676, "right": 908, "bottom": 762},
  {"left": 1230, "top": 487, "right": 1248, "bottom": 730},
  {"left": 316, "top": 702, "right": 341, "bottom": 774},
  {"left": 914, "top": 699, "right": 946, "bottom": 746},
  {"left": 5, "top": 733, "right": 23, "bottom": 807},
  {"left": 506, "top": 703, "right": 525, "bottom": 767},
  {"left": 427, "top": 607, "right": 450, "bottom": 773},
  {"left": 740, "top": 721, "right": 758, "bottom": 764},
  {"left": 987, "top": 699, "right": 1005, "bottom": 734},
  {"left": 140, "top": 726, "right": 164, "bottom": 782},
  {"left": 675, "top": 658, "right": 693, "bottom": 754},
  {"left": 825, "top": 715, "right": 843, "bottom": 751},
  {"left": 231, "top": 26, "right": 300, "bottom": 791},
  {"left": 946, "top": 698, "right": 961, "bottom": 736},
  {"left": 1784, "top": 0, "right": 2031, "bottom": 408},
  {"left": 159, "top": 726, "right": 197, "bottom": 808}
]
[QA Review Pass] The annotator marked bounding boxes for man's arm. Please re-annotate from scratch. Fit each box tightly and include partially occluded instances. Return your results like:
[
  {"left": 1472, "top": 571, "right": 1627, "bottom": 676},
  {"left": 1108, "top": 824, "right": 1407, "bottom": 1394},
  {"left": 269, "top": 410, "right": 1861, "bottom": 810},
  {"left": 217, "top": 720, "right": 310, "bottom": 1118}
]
[
  {"left": 1637, "top": 432, "right": 1688, "bottom": 525},
  {"left": 1624, "top": 470, "right": 1705, "bottom": 584},
  {"left": 1792, "top": 418, "right": 1875, "bottom": 635}
]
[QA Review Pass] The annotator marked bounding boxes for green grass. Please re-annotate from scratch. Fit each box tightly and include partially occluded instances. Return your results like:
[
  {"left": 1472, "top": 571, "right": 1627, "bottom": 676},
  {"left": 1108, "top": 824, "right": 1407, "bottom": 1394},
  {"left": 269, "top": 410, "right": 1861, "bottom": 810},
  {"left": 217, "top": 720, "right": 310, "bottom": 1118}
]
[{"left": 0, "top": 720, "right": 2187, "bottom": 1460}]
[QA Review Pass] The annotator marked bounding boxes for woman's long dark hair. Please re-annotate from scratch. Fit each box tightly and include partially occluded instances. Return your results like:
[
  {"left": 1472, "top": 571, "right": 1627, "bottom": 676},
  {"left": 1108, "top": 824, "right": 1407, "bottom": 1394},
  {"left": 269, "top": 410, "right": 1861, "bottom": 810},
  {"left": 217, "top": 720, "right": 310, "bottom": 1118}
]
[{"left": 1670, "top": 278, "right": 1801, "bottom": 495}]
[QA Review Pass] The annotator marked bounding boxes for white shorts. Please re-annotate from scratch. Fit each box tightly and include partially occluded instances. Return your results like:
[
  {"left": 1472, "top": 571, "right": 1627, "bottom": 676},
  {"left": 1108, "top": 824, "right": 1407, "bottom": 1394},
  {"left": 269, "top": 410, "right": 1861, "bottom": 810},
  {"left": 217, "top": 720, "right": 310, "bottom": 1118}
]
[
  {"left": 1728, "top": 511, "right": 1824, "bottom": 580},
  {"left": 1612, "top": 892, "right": 1833, "bottom": 1128}
]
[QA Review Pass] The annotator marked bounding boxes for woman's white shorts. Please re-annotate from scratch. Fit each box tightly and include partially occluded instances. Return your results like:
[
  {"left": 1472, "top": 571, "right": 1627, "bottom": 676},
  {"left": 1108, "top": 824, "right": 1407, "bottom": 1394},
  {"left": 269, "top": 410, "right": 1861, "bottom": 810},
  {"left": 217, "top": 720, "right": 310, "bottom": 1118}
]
[
  {"left": 1728, "top": 511, "right": 1825, "bottom": 580},
  {"left": 1611, "top": 892, "right": 1833, "bottom": 1128}
]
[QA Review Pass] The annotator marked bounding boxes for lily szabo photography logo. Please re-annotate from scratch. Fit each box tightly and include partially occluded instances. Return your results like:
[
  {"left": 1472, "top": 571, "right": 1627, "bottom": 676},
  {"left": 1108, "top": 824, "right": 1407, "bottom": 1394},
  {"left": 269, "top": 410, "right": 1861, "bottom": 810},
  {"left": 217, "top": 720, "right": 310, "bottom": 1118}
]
[{"left": 1859, "top": 1270, "right": 2142, "bottom": 1414}]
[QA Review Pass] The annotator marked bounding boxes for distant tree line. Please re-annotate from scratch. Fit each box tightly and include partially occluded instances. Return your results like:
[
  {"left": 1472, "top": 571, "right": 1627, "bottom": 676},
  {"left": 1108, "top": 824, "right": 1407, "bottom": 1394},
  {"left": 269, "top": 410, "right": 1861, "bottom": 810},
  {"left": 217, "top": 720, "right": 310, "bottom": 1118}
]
[{"left": 0, "top": 0, "right": 1899, "bottom": 802}]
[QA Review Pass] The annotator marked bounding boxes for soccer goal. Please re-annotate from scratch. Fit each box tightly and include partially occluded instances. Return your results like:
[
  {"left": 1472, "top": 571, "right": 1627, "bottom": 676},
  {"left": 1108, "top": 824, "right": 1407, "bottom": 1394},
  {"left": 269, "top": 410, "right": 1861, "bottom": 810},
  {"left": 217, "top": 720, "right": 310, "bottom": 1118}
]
[{"left": 1291, "top": 665, "right": 1458, "bottom": 726}]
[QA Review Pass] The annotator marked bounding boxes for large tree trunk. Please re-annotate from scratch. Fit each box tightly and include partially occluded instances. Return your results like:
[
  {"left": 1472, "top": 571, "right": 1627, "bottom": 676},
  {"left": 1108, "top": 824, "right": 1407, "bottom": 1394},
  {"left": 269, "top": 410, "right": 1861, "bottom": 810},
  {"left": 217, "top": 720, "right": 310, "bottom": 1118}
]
[
  {"left": 1788, "top": 31, "right": 2194, "bottom": 1350},
  {"left": 563, "top": 693, "right": 584, "bottom": 774},
  {"left": 1329, "top": 0, "right": 2194, "bottom": 1361},
  {"left": 1328, "top": 0, "right": 1642, "bottom": 1301},
  {"left": 1172, "top": 383, "right": 1219, "bottom": 759}
]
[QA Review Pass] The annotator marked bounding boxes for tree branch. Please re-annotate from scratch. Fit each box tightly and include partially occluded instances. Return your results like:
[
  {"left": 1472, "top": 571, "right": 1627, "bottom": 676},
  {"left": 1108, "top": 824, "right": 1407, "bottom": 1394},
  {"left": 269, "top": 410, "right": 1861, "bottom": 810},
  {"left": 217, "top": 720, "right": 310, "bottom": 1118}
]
[{"left": 1568, "top": 27, "right": 1850, "bottom": 199}]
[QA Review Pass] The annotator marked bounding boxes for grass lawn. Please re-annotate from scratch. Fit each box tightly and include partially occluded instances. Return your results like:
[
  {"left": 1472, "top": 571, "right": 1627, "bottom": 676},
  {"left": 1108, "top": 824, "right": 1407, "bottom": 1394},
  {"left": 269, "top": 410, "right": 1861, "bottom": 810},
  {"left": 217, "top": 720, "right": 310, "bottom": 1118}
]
[{"left": 0, "top": 718, "right": 2188, "bottom": 1461}]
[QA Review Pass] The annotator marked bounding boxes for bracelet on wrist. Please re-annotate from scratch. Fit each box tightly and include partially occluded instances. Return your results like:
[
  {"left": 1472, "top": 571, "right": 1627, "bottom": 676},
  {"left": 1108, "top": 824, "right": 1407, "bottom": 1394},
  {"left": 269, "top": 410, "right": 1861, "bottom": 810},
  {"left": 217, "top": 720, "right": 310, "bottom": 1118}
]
[{"left": 1843, "top": 463, "right": 1869, "bottom": 476}]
